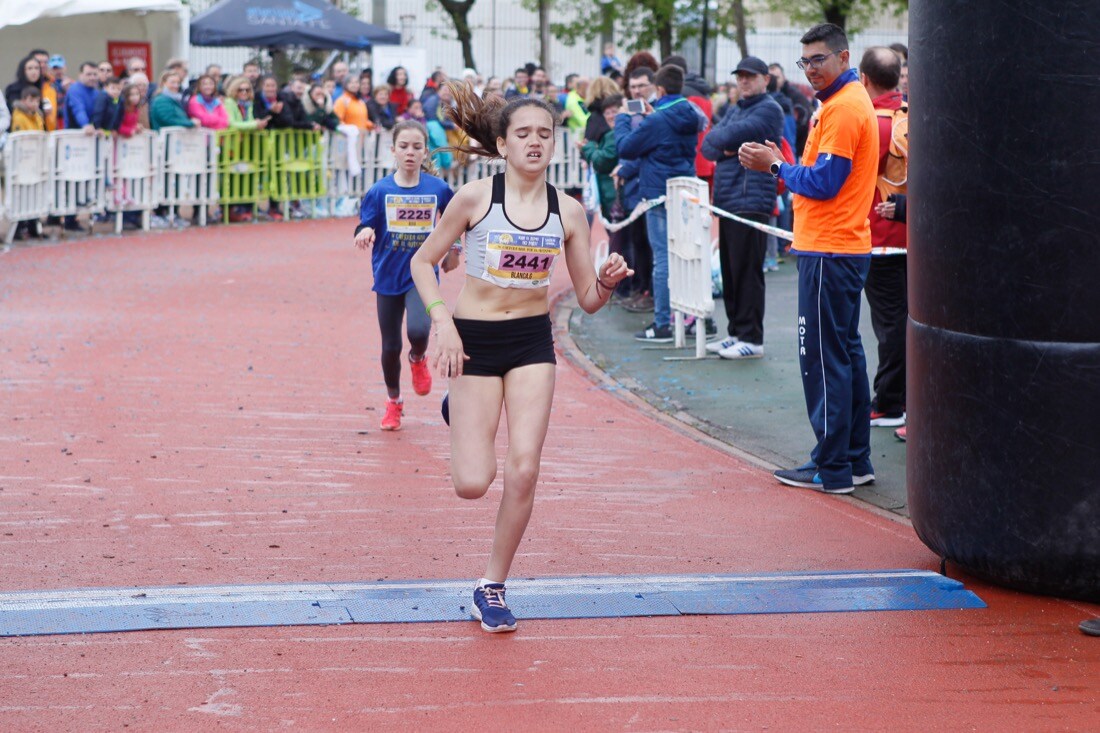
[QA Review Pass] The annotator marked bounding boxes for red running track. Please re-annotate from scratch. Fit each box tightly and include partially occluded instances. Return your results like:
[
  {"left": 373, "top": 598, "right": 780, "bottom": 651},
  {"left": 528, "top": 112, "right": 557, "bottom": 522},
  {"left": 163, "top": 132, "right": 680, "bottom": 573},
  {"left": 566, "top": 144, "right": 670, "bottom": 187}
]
[{"left": 0, "top": 221, "right": 1097, "bottom": 730}]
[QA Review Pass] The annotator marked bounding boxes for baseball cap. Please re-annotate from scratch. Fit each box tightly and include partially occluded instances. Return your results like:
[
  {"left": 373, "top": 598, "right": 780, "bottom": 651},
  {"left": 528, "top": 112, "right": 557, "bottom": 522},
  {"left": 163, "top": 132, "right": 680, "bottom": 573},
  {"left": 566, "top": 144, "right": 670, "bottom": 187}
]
[
  {"left": 734, "top": 56, "right": 769, "bottom": 76},
  {"left": 48, "top": 54, "right": 66, "bottom": 68}
]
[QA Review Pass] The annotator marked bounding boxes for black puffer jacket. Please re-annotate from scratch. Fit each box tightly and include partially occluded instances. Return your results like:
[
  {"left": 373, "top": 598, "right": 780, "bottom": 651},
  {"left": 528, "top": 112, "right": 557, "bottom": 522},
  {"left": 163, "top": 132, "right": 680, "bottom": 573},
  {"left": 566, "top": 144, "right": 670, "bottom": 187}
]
[{"left": 700, "top": 92, "right": 784, "bottom": 215}]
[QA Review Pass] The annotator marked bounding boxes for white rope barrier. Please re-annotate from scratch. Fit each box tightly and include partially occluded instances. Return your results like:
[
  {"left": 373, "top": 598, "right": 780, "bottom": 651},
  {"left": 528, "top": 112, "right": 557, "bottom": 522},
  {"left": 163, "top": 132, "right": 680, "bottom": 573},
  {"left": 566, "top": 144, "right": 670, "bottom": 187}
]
[
  {"left": 597, "top": 196, "right": 665, "bottom": 233},
  {"left": 678, "top": 191, "right": 794, "bottom": 241}
]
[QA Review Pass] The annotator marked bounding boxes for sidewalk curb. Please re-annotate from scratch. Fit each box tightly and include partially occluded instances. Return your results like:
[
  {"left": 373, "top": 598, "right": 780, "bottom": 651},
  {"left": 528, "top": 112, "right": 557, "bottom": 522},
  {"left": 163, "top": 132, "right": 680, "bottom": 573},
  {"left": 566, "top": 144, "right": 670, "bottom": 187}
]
[{"left": 552, "top": 292, "right": 914, "bottom": 529}]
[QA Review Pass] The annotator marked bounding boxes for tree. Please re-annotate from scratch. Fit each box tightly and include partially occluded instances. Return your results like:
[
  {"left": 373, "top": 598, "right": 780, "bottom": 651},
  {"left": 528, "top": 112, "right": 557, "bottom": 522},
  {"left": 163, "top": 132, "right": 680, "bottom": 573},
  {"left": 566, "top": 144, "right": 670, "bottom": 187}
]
[
  {"left": 767, "top": 0, "right": 908, "bottom": 33},
  {"left": 547, "top": 0, "right": 679, "bottom": 60},
  {"left": 435, "top": 0, "right": 478, "bottom": 70}
]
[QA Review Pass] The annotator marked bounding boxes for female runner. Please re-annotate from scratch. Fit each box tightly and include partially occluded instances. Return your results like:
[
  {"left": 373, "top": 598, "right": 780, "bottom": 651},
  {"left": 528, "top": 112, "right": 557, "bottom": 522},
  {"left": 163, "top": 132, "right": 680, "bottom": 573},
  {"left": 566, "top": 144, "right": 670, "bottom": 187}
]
[
  {"left": 410, "top": 86, "right": 632, "bottom": 633},
  {"left": 355, "top": 120, "right": 460, "bottom": 430}
]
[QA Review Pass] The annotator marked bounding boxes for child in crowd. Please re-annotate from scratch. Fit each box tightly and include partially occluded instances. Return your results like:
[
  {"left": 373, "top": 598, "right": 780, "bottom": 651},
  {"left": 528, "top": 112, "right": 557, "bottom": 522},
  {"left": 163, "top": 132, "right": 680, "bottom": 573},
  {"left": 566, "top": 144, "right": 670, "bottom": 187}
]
[
  {"left": 93, "top": 76, "right": 122, "bottom": 130},
  {"left": 399, "top": 98, "right": 427, "bottom": 125},
  {"left": 11, "top": 85, "right": 46, "bottom": 131},
  {"left": 116, "top": 83, "right": 149, "bottom": 137}
]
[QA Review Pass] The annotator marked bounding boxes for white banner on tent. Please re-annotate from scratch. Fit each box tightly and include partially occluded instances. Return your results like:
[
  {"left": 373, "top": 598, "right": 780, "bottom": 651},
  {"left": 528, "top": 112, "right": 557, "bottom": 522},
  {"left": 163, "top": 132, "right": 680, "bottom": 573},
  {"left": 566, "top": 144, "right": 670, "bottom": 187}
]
[{"left": 666, "top": 176, "right": 715, "bottom": 359}]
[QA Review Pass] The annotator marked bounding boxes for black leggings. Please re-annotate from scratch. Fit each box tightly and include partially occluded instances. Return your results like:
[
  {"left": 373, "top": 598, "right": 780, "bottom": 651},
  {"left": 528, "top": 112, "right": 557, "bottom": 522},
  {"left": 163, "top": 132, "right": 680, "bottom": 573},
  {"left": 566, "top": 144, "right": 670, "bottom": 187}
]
[{"left": 377, "top": 289, "right": 431, "bottom": 396}]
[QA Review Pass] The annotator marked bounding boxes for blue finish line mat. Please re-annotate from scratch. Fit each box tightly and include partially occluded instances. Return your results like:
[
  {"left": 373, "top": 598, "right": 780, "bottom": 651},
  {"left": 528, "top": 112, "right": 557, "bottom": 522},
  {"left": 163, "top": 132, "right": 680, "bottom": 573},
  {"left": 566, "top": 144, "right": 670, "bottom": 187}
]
[{"left": 0, "top": 570, "right": 984, "bottom": 637}]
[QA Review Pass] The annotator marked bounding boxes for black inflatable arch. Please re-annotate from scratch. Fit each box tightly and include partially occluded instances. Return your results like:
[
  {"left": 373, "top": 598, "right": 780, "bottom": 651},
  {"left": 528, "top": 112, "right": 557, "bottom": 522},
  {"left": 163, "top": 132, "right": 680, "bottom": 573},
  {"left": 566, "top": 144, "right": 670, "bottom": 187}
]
[{"left": 907, "top": 0, "right": 1100, "bottom": 601}]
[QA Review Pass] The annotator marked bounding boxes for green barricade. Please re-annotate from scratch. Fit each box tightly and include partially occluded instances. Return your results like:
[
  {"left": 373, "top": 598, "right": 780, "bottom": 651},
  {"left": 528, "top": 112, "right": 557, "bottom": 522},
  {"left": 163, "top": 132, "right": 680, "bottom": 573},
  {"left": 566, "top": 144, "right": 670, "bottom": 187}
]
[
  {"left": 268, "top": 129, "right": 326, "bottom": 206},
  {"left": 217, "top": 130, "right": 267, "bottom": 222}
]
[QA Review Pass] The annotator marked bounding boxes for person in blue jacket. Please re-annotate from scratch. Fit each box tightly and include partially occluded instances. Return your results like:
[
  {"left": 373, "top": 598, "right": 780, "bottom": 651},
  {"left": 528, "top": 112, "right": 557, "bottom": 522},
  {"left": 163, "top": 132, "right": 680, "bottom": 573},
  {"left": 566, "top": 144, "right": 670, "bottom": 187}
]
[
  {"left": 354, "top": 120, "right": 460, "bottom": 431},
  {"left": 700, "top": 56, "right": 784, "bottom": 360},
  {"left": 63, "top": 62, "right": 100, "bottom": 132},
  {"left": 614, "top": 64, "right": 707, "bottom": 342}
]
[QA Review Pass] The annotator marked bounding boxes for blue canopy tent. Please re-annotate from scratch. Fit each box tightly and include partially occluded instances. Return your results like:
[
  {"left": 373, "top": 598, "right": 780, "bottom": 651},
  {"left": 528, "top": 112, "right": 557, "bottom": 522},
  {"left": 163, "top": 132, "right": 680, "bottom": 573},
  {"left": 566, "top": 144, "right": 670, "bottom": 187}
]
[{"left": 190, "top": 0, "right": 400, "bottom": 50}]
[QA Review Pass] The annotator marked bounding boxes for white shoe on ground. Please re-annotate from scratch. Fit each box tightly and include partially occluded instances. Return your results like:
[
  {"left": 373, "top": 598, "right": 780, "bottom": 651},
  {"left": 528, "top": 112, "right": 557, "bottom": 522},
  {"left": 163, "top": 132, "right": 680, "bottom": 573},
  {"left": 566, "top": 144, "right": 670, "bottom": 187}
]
[{"left": 719, "top": 342, "right": 764, "bottom": 359}]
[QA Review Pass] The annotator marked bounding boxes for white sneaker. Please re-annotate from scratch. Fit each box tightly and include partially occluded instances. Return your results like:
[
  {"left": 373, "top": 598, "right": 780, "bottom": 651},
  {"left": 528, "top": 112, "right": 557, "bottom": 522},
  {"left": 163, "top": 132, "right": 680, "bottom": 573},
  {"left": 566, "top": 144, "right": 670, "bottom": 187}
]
[
  {"left": 719, "top": 342, "right": 764, "bottom": 359},
  {"left": 706, "top": 336, "right": 738, "bottom": 354}
]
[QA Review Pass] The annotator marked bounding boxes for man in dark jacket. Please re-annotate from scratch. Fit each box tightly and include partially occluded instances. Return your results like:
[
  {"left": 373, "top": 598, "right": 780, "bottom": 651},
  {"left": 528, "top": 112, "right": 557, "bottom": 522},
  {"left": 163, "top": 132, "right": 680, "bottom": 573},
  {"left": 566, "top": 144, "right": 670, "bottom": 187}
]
[
  {"left": 701, "top": 56, "right": 784, "bottom": 359},
  {"left": 615, "top": 64, "right": 706, "bottom": 342}
]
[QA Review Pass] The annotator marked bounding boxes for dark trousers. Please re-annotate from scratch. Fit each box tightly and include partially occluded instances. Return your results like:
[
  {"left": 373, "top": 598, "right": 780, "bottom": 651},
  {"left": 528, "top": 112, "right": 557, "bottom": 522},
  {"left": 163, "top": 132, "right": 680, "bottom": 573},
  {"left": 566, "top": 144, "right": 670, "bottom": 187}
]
[
  {"left": 718, "top": 215, "right": 768, "bottom": 344},
  {"left": 376, "top": 289, "right": 430, "bottom": 397},
  {"left": 621, "top": 215, "right": 651, "bottom": 295},
  {"left": 864, "top": 254, "right": 908, "bottom": 415},
  {"left": 797, "top": 255, "right": 873, "bottom": 490}
]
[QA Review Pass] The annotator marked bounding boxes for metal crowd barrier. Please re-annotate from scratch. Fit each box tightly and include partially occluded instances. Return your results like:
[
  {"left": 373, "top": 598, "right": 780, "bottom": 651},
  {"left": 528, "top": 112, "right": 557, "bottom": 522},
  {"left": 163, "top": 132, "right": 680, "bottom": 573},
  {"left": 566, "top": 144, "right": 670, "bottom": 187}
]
[
  {"left": 50, "top": 130, "right": 109, "bottom": 221},
  {"left": 2, "top": 131, "right": 51, "bottom": 244},
  {"left": 110, "top": 130, "right": 159, "bottom": 233},
  {"left": 0, "top": 127, "right": 589, "bottom": 244},
  {"left": 665, "top": 176, "right": 717, "bottom": 358},
  {"left": 160, "top": 127, "right": 218, "bottom": 227}
]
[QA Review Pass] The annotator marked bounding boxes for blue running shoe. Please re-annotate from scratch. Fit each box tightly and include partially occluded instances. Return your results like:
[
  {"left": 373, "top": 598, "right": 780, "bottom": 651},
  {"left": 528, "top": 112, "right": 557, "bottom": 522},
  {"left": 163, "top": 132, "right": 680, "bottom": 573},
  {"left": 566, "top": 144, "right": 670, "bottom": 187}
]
[
  {"left": 773, "top": 463, "right": 854, "bottom": 495},
  {"left": 471, "top": 582, "right": 517, "bottom": 633},
  {"left": 441, "top": 390, "right": 450, "bottom": 426}
]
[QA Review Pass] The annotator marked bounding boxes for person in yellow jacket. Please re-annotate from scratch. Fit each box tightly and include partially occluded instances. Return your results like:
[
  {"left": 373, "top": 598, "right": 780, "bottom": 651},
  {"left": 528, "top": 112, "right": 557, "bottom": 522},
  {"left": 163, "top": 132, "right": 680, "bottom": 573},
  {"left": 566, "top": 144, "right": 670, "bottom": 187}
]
[{"left": 11, "top": 86, "right": 47, "bottom": 131}]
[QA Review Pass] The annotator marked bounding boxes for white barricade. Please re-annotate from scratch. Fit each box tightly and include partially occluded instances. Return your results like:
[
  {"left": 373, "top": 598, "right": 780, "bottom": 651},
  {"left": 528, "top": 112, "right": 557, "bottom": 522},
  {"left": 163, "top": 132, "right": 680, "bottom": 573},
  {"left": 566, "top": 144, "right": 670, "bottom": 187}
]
[
  {"left": 110, "top": 131, "right": 159, "bottom": 233},
  {"left": 324, "top": 129, "right": 367, "bottom": 216},
  {"left": 545, "top": 130, "right": 585, "bottom": 190},
  {"left": 666, "top": 176, "right": 715, "bottom": 359},
  {"left": 2, "top": 131, "right": 51, "bottom": 244},
  {"left": 364, "top": 129, "right": 394, "bottom": 187},
  {"left": 160, "top": 126, "right": 218, "bottom": 226},
  {"left": 50, "top": 131, "right": 109, "bottom": 220}
]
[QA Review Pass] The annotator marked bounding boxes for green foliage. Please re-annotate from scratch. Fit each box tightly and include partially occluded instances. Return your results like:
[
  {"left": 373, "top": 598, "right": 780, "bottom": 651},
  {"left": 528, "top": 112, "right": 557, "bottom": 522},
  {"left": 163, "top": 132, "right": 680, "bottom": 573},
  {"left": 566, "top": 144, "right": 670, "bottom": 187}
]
[
  {"left": 765, "top": 0, "right": 907, "bottom": 34},
  {"left": 548, "top": 0, "right": 680, "bottom": 53}
]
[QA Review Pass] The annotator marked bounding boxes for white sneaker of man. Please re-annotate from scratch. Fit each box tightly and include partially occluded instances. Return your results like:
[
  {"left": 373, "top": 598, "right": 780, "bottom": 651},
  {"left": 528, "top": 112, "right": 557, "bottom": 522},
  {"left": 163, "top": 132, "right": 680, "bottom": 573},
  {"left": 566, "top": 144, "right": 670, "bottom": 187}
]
[
  {"left": 706, "top": 336, "right": 738, "bottom": 354},
  {"left": 719, "top": 341, "right": 764, "bottom": 360}
]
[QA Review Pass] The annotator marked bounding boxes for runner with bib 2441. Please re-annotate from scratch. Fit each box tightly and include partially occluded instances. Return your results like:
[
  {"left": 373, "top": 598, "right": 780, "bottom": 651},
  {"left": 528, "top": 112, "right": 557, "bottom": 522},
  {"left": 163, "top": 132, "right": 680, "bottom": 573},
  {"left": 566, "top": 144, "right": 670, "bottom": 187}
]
[{"left": 410, "top": 85, "right": 632, "bottom": 634}]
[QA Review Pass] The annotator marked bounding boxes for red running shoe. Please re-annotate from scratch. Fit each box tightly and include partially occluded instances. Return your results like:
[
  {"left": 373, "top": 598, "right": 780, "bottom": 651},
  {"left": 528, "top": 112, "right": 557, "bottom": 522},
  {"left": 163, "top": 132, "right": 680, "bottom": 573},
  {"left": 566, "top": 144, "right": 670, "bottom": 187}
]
[
  {"left": 381, "top": 398, "right": 403, "bottom": 431},
  {"left": 267, "top": 209, "right": 284, "bottom": 222},
  {"left": 894, "top": 426, "right": 907, "bottom": 442},
  {"left": 410, "top": 354, "right": 432, "bottom": 396}
]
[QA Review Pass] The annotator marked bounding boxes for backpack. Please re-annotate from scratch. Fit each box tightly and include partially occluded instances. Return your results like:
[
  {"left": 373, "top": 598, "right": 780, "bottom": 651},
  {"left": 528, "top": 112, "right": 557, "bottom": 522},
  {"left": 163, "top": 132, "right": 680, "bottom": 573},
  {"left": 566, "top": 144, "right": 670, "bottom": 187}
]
[{"left": 875, "top": 104, "right": 908, "bottom": 201}]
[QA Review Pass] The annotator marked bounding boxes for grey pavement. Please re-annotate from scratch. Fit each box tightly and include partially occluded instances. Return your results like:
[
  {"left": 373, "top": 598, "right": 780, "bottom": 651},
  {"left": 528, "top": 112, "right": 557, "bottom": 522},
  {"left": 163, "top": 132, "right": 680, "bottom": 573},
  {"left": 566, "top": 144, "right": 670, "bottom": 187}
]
[{"left": 568, "top": 256, "right": 909, "bottom": 516}]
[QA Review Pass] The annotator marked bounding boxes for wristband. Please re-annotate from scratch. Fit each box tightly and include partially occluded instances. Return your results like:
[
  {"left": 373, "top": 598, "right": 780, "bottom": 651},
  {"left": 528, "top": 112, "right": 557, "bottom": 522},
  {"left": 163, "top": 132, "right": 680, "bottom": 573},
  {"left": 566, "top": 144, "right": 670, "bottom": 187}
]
[
  {"left": 597, "top": 277, "right": 614, "bottom": 293},
  {"left": 425, "top": 299, "right": 446, "bottom": 315}
]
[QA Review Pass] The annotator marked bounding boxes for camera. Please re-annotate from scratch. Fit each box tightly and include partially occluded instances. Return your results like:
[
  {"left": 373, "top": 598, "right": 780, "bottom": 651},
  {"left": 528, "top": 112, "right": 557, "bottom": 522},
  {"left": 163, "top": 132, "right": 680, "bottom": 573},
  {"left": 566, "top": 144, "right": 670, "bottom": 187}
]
[{"left": 626, "top": 98, "right": 645, "bottom": 115}]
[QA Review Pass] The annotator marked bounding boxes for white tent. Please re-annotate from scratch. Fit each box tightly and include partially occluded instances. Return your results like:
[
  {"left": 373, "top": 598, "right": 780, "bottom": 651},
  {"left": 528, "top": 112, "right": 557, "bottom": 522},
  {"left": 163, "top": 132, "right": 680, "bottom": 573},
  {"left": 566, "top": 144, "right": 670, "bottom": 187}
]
[{"left": 0, "top": 0, "right": 187, "bottom": 82}]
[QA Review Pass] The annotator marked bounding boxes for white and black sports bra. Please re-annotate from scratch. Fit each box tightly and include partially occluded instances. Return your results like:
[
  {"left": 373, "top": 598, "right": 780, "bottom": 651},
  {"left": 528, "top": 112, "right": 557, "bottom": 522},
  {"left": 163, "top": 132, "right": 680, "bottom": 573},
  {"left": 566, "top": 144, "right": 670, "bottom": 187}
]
[{"left": 465, "top": 173, "right": 567, "bottom": 289}]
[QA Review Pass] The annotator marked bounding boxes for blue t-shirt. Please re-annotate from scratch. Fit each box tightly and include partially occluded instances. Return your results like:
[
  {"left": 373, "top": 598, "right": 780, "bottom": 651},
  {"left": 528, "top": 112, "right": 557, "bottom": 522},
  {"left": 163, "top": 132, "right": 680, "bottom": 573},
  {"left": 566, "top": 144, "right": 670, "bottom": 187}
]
[{"left": 358, "top": 173, "right": 454, "bottom": 295}]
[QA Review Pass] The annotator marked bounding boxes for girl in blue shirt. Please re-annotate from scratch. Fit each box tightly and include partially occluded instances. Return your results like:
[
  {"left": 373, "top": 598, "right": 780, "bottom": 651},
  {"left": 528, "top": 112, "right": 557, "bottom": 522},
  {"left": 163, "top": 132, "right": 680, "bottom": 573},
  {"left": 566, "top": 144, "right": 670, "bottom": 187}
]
[{"left": 354, "top": 120, "right": 459, "bottom": 431}]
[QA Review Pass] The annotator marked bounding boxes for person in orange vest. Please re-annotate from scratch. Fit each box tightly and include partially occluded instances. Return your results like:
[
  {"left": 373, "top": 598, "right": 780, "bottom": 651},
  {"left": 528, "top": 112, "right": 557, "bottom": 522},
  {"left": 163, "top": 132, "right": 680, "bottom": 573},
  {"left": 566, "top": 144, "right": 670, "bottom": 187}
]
[{"left": 740, "top": 23, "right": 879, "bottom": 495}]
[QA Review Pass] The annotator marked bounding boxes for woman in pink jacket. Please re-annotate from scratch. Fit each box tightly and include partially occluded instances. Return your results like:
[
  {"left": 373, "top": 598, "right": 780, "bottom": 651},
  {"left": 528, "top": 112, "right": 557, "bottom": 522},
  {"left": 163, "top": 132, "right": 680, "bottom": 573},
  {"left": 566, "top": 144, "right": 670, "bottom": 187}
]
[{"left": 186, "top": 74, "right": 227, "bottom": 129}]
